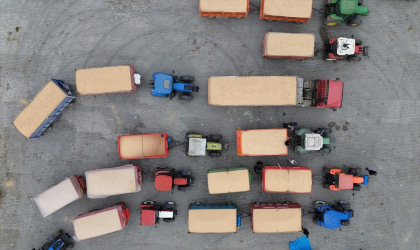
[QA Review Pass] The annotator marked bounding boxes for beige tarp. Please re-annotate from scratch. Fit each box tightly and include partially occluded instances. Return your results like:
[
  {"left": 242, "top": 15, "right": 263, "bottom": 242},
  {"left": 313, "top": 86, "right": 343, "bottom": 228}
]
[
  {"left": 75, "top": 66, "right": 134, "bottom": 95},
  {"left": 73, "top": 206, "right": 124, "bottom": 241},
  {"left": 200, "top": 0, "right": 248, "bottom": 13},
  {"left": 265, "top": 169, "right": 312, "bottom": 192},
  {"left": 207, "top": 76, "right": 297, "bottom": 106},
  {"left": 34, "top": 176, "right": 84, "bottom": 217},
  {"left": 265, "top": 32, "right": 315, "bottom": 57},
  {"left": 208, "top": 169, "right": 250, "bottom": 194},
  {"left": 241, "top": 129, "right": 287, "bottom": 155},
  {"left": 13, "top": 80, "right": 67, "bottom": 138},
  {"left": 253, "top": 208, "right": 302, "bottom": 233},
  {"left": 263, "top": 0, "right": 312, "bottom": 18},
  {"left": 86, "top": 164, "right": 140, "bottom": 198},
  {"left": 119, "top": 134, "right": 166, "bottom": 159},
  {"left": 188, "top": 209, "right": 237, "bottom": 233}
]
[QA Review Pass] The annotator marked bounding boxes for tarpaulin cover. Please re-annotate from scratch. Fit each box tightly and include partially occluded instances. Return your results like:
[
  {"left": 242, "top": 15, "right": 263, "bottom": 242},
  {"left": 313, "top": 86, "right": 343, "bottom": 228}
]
[
  {"left": 34, "top": 176, "right": 84, "bottom": 217},
  {"left": 289, "top": 236, "right": 311, "bottom": 250}
]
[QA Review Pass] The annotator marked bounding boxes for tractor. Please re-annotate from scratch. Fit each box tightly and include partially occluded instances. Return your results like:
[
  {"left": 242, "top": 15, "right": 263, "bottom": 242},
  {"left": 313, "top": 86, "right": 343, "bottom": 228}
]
[
  {"left": 324, "top": 37, "right": 369, "bottom": 62},
  {"left": 324, "top": 0, "right": 369, "bottom": 27},
  {"left": 151, "top": 71, "right": 199, "bottom": 100},
  {"left": 140, "top": 201, "right": 177, "bottom": 225},
  {"left": 292, "top": 127, "right": 333, "bottom": 154},
  {"left": 186, "top": 133, "right": 228, "bottom": 157},
  {"left": 323, "top": 165, "right": 368, "bottom": 191},
  {"left": 32, "top": 230, "right": 74, "bottom": 250},
  {"left": 313, "top": 201, "right": 353, "bottom": 229},
  {"left": 154, "top": 167, "right": 194, "bottom": 192}
]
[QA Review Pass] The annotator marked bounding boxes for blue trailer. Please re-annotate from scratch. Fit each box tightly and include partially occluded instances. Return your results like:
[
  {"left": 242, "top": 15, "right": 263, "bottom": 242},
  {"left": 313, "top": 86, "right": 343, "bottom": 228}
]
[
  {"left": 13, "top": 79, "right": 76, "bottom": 139},
  {"left": 188, "top": 202, "right": 241, "bottom": 233}
]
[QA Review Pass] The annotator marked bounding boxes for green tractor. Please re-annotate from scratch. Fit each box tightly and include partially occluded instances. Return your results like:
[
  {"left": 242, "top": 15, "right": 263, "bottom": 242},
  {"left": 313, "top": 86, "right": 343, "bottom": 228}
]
[
  {"left": 293, "top": 127, "right": 334, "bottom": 155},
  {"left": 186, "top": 133, "right": 228, "bottom": 157},
  {"left": 324, "top": 0, "right": 369, "bottom": 27}
]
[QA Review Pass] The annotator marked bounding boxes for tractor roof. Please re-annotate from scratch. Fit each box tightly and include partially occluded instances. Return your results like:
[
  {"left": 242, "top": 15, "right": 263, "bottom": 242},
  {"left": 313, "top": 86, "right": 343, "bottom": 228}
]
[
  {"left": 155, "top": 175, "right": 173, "bottom": 191},
  {"left": 337, "top": 37, "right": 356, "bottom": 55},
  {"left": 304, "top": 133, "right": 324, "bottom": 150},
  {"left": 188, "top": 138, "right": 207, "bottom": 156},
  {"left": 338, "top": 173, "right": 355, "bottom": 189}
]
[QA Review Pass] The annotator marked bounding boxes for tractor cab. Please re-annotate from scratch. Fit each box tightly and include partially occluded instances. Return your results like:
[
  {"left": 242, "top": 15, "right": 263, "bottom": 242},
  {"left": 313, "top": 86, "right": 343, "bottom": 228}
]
[
  {"left": 303, "top": 133, "right": 325, "bottom": 151},
  {"left": 151, "top": 72, "right": 199, "bottom": 100},
  {"left": 325, "top": 0, "right": 369, "bottom": 27},
  {"left": 336, "top": 37, "right": 356, "bottom": 55}
]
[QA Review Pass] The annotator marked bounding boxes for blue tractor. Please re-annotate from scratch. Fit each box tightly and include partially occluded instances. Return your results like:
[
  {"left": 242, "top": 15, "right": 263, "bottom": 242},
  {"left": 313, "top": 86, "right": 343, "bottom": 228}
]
[
  {"left": 32, "top": 230, "right": 74, "bottom": 250},
  {"left": 151, "top": 71, "right": 199, "bottom": 100},
  {"left": 313, "top": 201, "right": 353, "bottom": 229}
]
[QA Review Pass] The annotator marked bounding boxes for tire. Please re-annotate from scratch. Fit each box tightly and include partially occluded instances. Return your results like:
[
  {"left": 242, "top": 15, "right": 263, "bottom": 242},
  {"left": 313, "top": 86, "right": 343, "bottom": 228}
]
[
  {"left": 142, "top": 201, "right": 155, "bottom": 205},
  {"left": 341, "top": 220, "right": 350, "bottom": 226},
  {"left": 313, "top": 201, "right": 327, "bottom": 209},
  {"left": 67, "top": 244, "right": 74, "bottom": 249},
  {"left": 348, "top": 56, "right": 361, "bottom": 62},
  {"left": 323, "top": 55, "right": 337, "bottom": 61},
  {"left": 321, "top": 148, "right": 331, "bottom": 154},
  {"left": 348, "top": 18, "right": 362, "bottom": 27},
  {"left": 313, "top": 217, "right": 319, "bottom": 225},
  {"left": 180, "top": 75, "right": 194, "bottom": 83},
  {"left": 178, "top": 185, "right": 187, "bottom": 191},
  {"left": 266, "top": 19, "right": 274, "bottom": 22},
  {"left": 208, "top": 152, "right": 221, "bottom": 157},
  {"left": 324, "top": 18, "right": 342, "bottom": 27},
  {"left": 323, "top": 183, "right": 331, "bottom": 189},
  {"left": 348, "top": 167, "right": 361, "bottom": 174},
  {"left": 164, "top": 202, "right": 175, "bottom": 209},
  {"left": 209, "top": 134, "right": 222, "bottom": 140},
  {"left": 318, "top": 128, "right": 331, "bottom": 134},
  {"left": 358, "top": 0, "right": 363, "bottom": 5},
  {"left": 179, "top": 95, "right": 193, "bottom": 100},
  {"left": 352, "top": 184, "right": 361, "bottom": 191},
  {"left": 355, "top": 39, "right": 362, "bottom": 46},
  {"left": 323, "top": 166, "right": 336, "bottom": 173},
  {"left": 179, "top": 169, "right": 191, "bottom": 176},
  {"left": 350, "top": 209, "right": 354, "bottom": 217},
  {"left": 236, "top": 17, "right": 243, "bottom": 19},
  {"left": 337, "top": 201, "right": 350, "bottom": 209},
  {"left": 207, "top": 16, "right": 214, "bottom": 19}
]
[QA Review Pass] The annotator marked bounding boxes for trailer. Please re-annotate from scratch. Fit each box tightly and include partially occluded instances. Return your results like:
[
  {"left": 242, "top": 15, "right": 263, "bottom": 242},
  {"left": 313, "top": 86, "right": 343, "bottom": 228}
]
[
  {"left": 237, "top": 129, "right": 288, "bottom": 156},
  {"left": 12, "top": 79, "right": 76, "bottom": 139},
  {"left": 118, "top": 133, "right": 168, "bottom": 159},
  {"left": 75, "top": 65, "right": 140, "bottom": 96},
  {"left": 251, "top": 202, "right": 302, "bottom": 233},
  {"left": 207, "top": 167, "right": 252, "bottom": 194},
  {"left": 188, "top": 203, "right": 241, "bottom": 233},
  {"left": 207, "top": 76, "right": 343, "bottom": 110},
  {"left": 262, "top": 166, "right": 312, "bottom": 193},
  {"left": 72, "top": 203, "right": 130, "bottom": 241},
  {"left": 86, "top": 164, "right": 142, "bottom": 198},
  {"left": 34, "top": 175, "right": 86, "bottom": 217},
  {"left": 260, "top": 0, "right": 313, "bottom": 23},
  {"left": 199, "top": 0, "right": 249, "bottom": 19},
  {"left": 263, "top": 32, "right": 315, "bottom": 59}
]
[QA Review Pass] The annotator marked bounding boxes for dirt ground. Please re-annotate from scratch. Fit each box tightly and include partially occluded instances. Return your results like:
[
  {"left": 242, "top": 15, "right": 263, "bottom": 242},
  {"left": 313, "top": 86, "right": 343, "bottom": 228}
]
[{"left": 0, "top": 0, "right": 419, "bottom": 249}]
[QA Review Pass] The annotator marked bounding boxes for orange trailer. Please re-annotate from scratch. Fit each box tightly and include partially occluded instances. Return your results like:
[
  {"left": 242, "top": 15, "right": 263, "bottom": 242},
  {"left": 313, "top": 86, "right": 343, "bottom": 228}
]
[
  {"left": 260, "top": 0, "right": 313, "bottom": 23},
  {"left": 236, "top": 129, "right": 288, "bottom": 156},
  {"left": 199, "top": 0, "right": 249, "bottom": 18},
  {"left": 263, "top": 32, "right": 315, "bottom": 59}
]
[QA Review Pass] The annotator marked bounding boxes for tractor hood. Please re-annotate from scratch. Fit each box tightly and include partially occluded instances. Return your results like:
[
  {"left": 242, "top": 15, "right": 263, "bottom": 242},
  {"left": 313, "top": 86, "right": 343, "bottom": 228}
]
[
  {"left": 326, "top": 80, "right": 343, "bottom": 108},
  {"left": 304, "top": 134, "right": 323, "bottom": 150},
  {"left": 356, "top": 6, "right": 369, "bottom": 16}
]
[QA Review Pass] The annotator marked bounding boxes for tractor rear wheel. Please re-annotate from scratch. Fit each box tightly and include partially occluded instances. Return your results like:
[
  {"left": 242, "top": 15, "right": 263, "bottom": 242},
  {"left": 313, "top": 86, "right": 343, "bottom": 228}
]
[
  {"left": 324, "top": 18, "right": 341, "bottom": 26},
  {"left": 348, "top": 18, "right": 362, "bottom": 27},
  {"left": 208, "top": 152, "right": 221, "bottom": 157},
  {"left": 179, "top": 169, "right": 191, "bottom": 176},
  {"left": 179, "top": 95, "right": 193, "bottom": 100},
  {"left": 180, "top": 75, "right": 194, "bottom": 83},
  {"left": 348, "top": 56, "right": 362, "bottom": 62},
  {"left": 209, "top": 134, "right": 222, "bottom": 140}
]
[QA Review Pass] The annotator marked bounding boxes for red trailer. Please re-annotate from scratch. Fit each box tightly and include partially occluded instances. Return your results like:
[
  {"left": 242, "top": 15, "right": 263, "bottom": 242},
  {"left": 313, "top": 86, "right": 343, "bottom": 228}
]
[
  {"left": 199, "top": 0, "right": 249, "bottom": 18},
  {"left": 75, "top": 65, "right": 140, "bottom": 96},
  {"left": 237, "top": 129, "right": 288, "bottom": 156},
  {"left": 262, "top": 166, "right": 312, "bottom": 193},
  {"left": 260, "top": 0, "right": 313, "bottom": 23},
  {"left": 118, "top": 133, "right": 168, "bottom": 159},
  {"left": 72, "top": 203, "right": 130, "bottom": 241},
  {"left": 251, "top": 202, "right": 302, "bottom": 233},
  {"left": 263, "top": 32, "right": 315, "bottom": 59}
]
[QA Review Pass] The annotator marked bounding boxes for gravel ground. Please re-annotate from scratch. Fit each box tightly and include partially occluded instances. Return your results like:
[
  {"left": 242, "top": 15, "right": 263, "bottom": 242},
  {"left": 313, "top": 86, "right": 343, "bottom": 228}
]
[{"left": 0, "top": 0, "right": 419, "bottom": 249}]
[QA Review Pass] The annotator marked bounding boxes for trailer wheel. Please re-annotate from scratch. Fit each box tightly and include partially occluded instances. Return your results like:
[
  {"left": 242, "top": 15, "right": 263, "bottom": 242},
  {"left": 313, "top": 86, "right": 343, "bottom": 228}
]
[
  {"left": 208, "top": 152, "right": 221, "bottom": 157},
  {"left": 179, "top": 95, "right": 193, "bottom": 100},
  {"left": 348, "top": 18, "right": 362, "bottom": 27}
]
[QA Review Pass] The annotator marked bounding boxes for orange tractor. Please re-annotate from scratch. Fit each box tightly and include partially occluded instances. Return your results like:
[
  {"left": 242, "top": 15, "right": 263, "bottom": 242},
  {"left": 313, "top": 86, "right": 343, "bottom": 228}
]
[{"left": 323, "top": 165, "right": 368, "bottom": 191}]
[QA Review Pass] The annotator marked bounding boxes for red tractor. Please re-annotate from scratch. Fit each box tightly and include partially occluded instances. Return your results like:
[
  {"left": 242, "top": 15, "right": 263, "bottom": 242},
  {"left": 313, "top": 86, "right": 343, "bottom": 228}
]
[
  {"left": 154, "top": 167, "right": 194, "bottom": 192},
  {"left": 323, "top": 165, "right": 369, "bottom": 191},
  {"left": 324, "top": 37, "right": 368, "bottom": 62},
  {"left": 140, "top": 201, "right": 177, "bottom": 225}
]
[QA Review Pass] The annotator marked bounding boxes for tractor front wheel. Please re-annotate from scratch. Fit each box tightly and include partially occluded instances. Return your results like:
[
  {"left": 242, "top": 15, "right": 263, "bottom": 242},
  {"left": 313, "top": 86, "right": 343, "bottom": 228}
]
[
  {"left": 209, "top": 134, "right": 222, "bottom": 140},
  {"left": 348, "top": 18, "right": 362, "bottom": 27},
  {"left": 337, "top": 201, "right": 350, "bottom": 209},
  {"left": 358, "top": 0, "right": 364, "bottom": 6},
  {"left": 313, "top": 201, "right": 327, "bottom": 209},
  {"left": 209, "top": 152, "right": 221, "bottom": 157},
  {"left": 178, "top": 186, "right": 187, "bottom": 191},
  {"left": 321, "top": 148, "right": 331, "bottom": 154},
  {"left": 179, "top": 95, "right": 193, "bottom": 100}
]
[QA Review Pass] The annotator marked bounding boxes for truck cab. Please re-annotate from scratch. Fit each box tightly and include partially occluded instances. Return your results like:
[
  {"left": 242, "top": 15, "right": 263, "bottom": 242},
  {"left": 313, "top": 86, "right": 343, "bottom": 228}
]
[{"left": 300, "top": 79, "right": 343, "bottom": 110}]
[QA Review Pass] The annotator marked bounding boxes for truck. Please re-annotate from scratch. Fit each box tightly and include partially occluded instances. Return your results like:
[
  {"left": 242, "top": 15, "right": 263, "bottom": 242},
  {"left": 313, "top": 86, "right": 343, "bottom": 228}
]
[
  {"left": 323, "top": 165, "right": 368, "bottom": 191},
  {"left": 34, "top": 175, "right": 86, "bottom": 217},
  {"left": 263, "top": 32, "right": 315, "bottom": 59},
  {"left": 207, "top": 167, "right": 252, "bottom": 194},
  {"left": 72, "top": 203, "right": 130, "bottom": 241},
  {"left": 260, "top": 0, "right": 313, "bottom": 23},
  {"left": 140, "top": 201, "right": 177, "bottom": 225},
  {"left": 251, "top": 202, "right": 302, "bottom": 233},
  {"left": 12, "top": 79, "right": 76, "bottom": 139},
  {"left": 188, "top": 202, "right": 241, "bottom": 233},
  {"left": 85, "top": 164, "right": 142, "bottom": 198},
  {"left": 199, "top": 0, "right": 249, "bottom": 19},
  {"left": 207, "top": 76, "right": 344, "bottom": 110},
  {"left": 75, "top": 65, "right": 140, "bottom": 96},
  {"left": 237, "top": 129, "right": 289, "bottom": 156},
  {"left": 118, "top": 133, "right": 169, "bottom": 159},
  {"left": 255, "top": 163, "right": 312, "bottom": 193}
]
